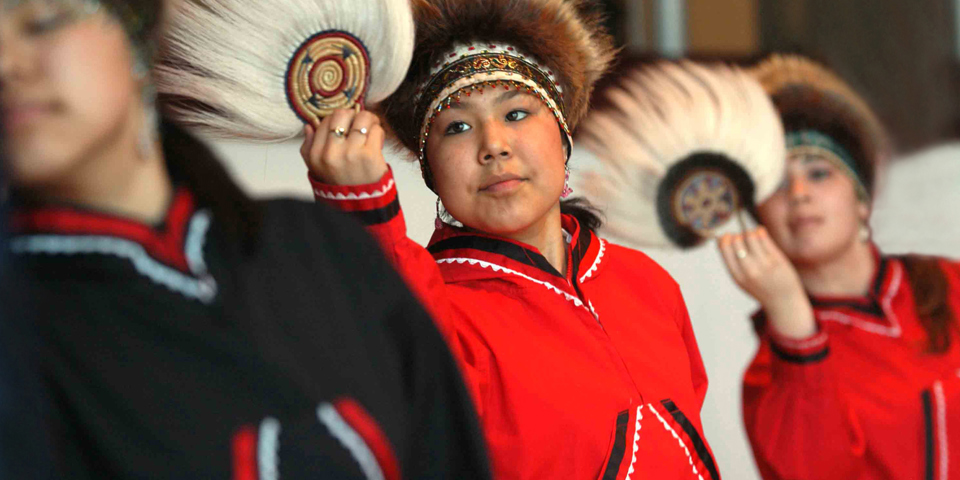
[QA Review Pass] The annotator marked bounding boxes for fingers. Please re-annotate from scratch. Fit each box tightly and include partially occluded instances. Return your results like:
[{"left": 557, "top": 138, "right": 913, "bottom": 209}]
[
  {"left": 717, "top": 234, "right": 745, "bottom": 283},
  {"left": 743, "top": 229, "right": 769, "bottom": 263},
  {"left": 345, "top": 111, "right": 381, "bottom": 151}
]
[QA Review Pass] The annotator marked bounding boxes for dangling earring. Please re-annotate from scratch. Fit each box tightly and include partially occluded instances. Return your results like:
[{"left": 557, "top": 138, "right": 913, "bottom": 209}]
[
  {"left": 435, "top": 197, "right": 444, "bottom": 230},
  {"left": 561, "top": 165, "right": 573, "bottom": 199},
  {"left": 136, "top": 70, "right": 160, "bottom": 161},
  {"left": 859, "top": 222, "right": 871, "bottom": 243}
]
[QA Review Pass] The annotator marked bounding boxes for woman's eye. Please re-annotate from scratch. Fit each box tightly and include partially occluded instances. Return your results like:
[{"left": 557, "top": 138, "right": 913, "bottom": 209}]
[
  {"left": 26, "top": 13, "right": 72, "bottom": 35},
  {"left": 444, "top": 121, "right": 471, "bottom": 136},
  {"left": 807, "top": 168, "right": 832, "bottom": 181},
  {"left": 506, "top": 110, "right": 529, "bottom": 122}
]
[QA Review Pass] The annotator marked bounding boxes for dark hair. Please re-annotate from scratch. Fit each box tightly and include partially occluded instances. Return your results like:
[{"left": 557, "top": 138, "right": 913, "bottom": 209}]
[
  {"left": 560, "top": 197, "right": 603, "bottom": 232},
  {"left": 901, "top": 255, "right": 956, "bottom": 354}
]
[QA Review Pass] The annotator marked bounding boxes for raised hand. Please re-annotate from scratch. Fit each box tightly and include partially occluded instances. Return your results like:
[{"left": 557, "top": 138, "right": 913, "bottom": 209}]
[
  {"left": 718, "top": 227, "right": 817, "bottom": 339},
  {"left": 301, "top": 109, "right": 388, "bottom": 186}
]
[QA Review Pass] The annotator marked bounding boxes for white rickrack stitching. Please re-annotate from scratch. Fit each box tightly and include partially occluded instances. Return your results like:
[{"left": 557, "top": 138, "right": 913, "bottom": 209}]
[
  {"left": 317, "top": 403, "right": 385, "bottom": 480},
  {"left": 436, "top": 257, "right": 588, "bottom": 310},
  {"left": 588, "top": 300, "right": 601, "bottom": 323},
  {"left": 257, "top": 417, "right": 281, "bottom": 480},
  {"left": 579, "top": 238, "right": 606, "bottom": 284},
  {"left": 649, "top": 403, "right": 705, "bottom": 480},
  {"left": 934, "top": 381, "right": 949, "bottom": 480},
  {"left": 816, "top": 261, "right": 903, "bottom": 337},
  {"left": 773, "top": 332, "right": 828, "bottom": 350},
  {"left": 9, "top": 210, "right": 217, "bottom": 304},
  {"left": 625, "top": 405, "right": 643, "bottom": 480},
  {"left": 314, "top": 178, "right": 395, "bottom": 201}
]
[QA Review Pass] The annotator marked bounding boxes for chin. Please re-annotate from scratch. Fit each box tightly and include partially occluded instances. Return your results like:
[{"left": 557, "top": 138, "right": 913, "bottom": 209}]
[{"left": 787, "top": 238, "right": 851, "bottom": 267}]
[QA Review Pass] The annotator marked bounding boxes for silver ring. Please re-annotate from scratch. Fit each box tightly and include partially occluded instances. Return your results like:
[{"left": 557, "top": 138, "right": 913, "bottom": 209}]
[
  {"left": 736, "top": 249, "right": 748, "bottom": 259},
  {"left": 332, "top": 127, "right": 347, "bottom": 138},
  {"left": 352, "top": 127, "right": 369, "bottom": 135}
]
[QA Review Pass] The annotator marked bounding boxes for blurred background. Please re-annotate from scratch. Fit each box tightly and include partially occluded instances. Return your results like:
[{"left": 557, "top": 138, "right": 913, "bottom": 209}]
[{"left": 208, "top": 1, "right": 960, "bottom": 478}]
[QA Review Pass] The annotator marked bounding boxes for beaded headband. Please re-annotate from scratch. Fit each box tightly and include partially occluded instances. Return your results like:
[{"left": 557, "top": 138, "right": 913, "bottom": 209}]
[
  {"left": 414, "top": 42, "right": 572, "bottom": 191},
  {"left": 786, "top": 129, "right": 869, "bottom": 200}
]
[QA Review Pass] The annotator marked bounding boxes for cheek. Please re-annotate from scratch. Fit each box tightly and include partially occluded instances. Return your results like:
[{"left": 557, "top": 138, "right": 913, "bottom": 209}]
[
  {"left": 52, "top": 24, "right": 137, "bottom": 131},
  {"left": 427, "top": 141, "right": 475, "bottom": 204}
]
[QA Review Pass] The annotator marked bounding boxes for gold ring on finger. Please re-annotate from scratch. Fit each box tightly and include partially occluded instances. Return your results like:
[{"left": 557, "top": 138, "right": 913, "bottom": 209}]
[
  {"left": 332, "top": 127, "right": 347, "bottom": 138},
  {"left": 352, "top": 127, "right": 369, "bottom": 135}
]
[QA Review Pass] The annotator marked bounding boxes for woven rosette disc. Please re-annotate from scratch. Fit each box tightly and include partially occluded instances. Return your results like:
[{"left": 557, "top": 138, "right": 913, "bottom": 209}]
[
  {"left": 671, "top": 170, "right": 740, "bottom": 236},
  {"left": 285, "top": 31, "right": 370, "bottom": 123}
]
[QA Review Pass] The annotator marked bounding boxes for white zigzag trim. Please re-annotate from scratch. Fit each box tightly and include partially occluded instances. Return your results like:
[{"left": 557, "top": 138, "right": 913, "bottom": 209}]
[
  {"left": 579, "top": 238, "right": 606, "bottom": 284},
  {"left": 436, "top": 257, "right": 587, "bottom": 309},
  {"left": 9, "top": 211, "right": 217, "bottom": 303},
  {"left": 317, "top": 403, "right": 385, "bottom": 480},
  {"left": 257, "top": 417, "right": 281, "bottom": 480},
  {"left": 625, "top": 405, "right": 643, "bottom": 480},
  {"left": 650, "top": 403, "right": 705, "bottom": 480},
  {"left": 817, "top": 261, "right": 903, "bottom": 337},
  {"left": 315, "top": 179, "right": 395, "bottom": 201}
]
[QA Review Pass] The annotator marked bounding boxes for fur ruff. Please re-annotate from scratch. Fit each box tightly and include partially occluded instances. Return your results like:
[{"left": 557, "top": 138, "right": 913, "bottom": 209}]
[
  {"left": 378, "top": 0, "right": 616, "bottom": 156},
  {"left": 750, "top": 54, "right": 890, "bottom": 194}
]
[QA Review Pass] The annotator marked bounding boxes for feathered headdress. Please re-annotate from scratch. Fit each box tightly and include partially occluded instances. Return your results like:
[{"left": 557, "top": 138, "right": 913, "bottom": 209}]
[
  {"left": 578, "top": 61, "right": 786, "bottom": 248},
  {"left": 750, "top": 54, "right": 890, "bottom": 198},
  {"left": 155, "top": 0, "right": 415, "bottom": 141},
  {"left": 376, "top": 0, "right": 616, "bottom": 191}
]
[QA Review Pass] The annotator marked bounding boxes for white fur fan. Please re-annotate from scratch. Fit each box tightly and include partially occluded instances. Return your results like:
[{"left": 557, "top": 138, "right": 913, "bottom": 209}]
[
  {"left": 578, "top": 61, "right": 786, "bottom": 248},
  {"left": 156, "top": 0, "right": 415, "bottom": 141}
]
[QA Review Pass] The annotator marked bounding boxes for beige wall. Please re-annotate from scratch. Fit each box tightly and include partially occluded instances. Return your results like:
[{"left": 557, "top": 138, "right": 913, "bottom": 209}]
[{"left": 687, "top": 0, "right": 759, "bottom": 54}]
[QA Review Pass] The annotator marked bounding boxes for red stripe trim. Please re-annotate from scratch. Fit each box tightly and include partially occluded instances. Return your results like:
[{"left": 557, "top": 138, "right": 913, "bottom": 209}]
[
  {"left": 231, "top": 425, "right": 259, "bottom": 480},
  {"left": 8, "top": 189, "right": 196, "bottom": 271},
  {"left": 334, "top": 398, "right": 401, "bottom": 480}
]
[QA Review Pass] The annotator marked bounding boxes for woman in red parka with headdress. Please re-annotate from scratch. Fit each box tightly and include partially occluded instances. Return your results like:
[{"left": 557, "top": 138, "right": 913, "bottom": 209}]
[
  {"left": 298, "top": 0, "right": 722, "bottom": 479},
  {"left": 717, "top": 55, "right": 960, "bottom": 480}
]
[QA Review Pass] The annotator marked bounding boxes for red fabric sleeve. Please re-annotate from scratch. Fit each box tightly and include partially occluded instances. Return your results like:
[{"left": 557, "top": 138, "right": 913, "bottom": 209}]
[
  {"left": 743, "top": 326, "right": 865, "bottom": 480},
  {"left": 675, "top": 294, "right": 709, "bottom": 409},
  {"left": 309, "top": 168, "right": 486, "bottom": 415}
]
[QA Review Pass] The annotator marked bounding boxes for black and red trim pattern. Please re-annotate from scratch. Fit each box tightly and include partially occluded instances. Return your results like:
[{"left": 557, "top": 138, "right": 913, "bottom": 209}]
[
  {"left": 767, "top": 330, "right": 830, "bottom": 365},
  {"left": 600, "top": 409, "right": 632, "bottom": 480},
  {"left": 310, "top": 168, "right": 400, "bottom": 227},
  {"left": 230, "top": 398, "right": 400, "bottom": 480},
  {"left": 7, "top": 188, "right": 217, "bottom": 303},
  {"left": 659, "top": 400, "right": 720, "bottom": 480},
  {"left": 9, "top": 188, "right": 198, "bottom": 273}
]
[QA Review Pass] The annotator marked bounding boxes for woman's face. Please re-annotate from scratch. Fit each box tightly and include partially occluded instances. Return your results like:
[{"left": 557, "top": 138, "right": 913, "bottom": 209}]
[
  {"left": 758, "top": 148, "right": 870, "bottom": 266},
  {"left": 0, "top": 0, "right": 141, "bottom": 190},
  {"left": 425, "top": 89, "right": 566, "bottom": 236}
]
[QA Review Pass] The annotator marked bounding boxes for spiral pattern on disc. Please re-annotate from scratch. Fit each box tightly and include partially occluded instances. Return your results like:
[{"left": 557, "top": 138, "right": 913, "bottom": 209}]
[{"left": 286, "top": 31, "right": 370, "bottom": 123}]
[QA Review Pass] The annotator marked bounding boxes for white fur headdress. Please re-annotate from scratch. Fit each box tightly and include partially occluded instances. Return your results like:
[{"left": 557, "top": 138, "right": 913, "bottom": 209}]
[
  {"left": 578, "top": 61, "right": 786, "bottom": 248},
  {"left": 155, "top": 0, "right": 415, "bottom": 141}
]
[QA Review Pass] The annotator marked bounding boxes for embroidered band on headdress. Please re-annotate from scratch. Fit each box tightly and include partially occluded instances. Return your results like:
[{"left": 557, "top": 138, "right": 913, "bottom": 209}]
[{"left": 786, "top": 129, "right": 869, "bottom": 200}]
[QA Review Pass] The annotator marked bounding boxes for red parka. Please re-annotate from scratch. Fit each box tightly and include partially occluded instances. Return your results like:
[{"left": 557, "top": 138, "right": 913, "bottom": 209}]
[
  {"left": 310, "top": 169, "right": 721, "bottom": 480},
  {"left": 744, "top": 250, "right": 960, "bottom": 480}
]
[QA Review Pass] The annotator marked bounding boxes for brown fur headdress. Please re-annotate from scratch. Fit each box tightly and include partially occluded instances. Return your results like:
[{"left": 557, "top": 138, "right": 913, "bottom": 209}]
[
  {"left": 750, "top": 55, "right": 890, "bottom": 196},
  {"left": 377, "top": 0, "right": 616, "bottom": 190}
]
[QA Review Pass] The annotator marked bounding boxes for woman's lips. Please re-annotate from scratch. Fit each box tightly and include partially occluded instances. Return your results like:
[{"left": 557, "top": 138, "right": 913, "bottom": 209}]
[{"left": 480, "top": 174, "right": 526, "bottom": 194}]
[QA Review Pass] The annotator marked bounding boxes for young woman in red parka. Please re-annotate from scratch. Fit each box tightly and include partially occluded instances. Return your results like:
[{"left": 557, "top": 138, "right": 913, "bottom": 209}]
[
  {"left": 299, "top": 0, "right": 721, "bottom": 478},
  {"left": 717, "top": 55, "right": 960, "bottom": 480}
]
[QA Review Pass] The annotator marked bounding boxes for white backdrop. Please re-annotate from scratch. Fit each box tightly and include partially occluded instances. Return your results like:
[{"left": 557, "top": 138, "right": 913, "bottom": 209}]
[{"left": 209, "top": 136, "right": 960, "bottom": 480}]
